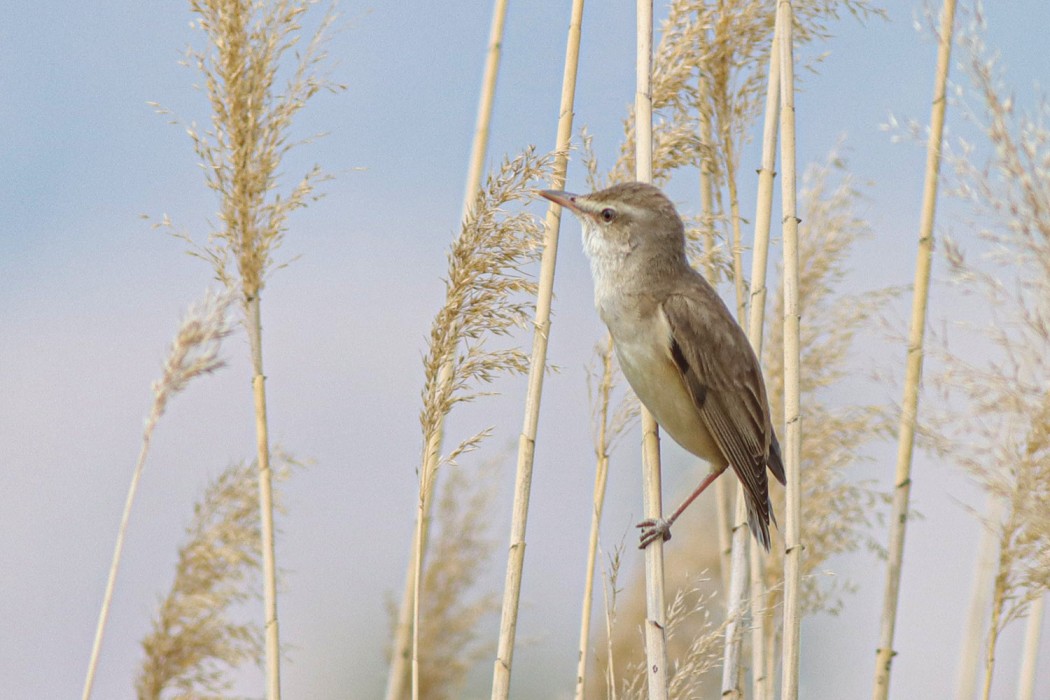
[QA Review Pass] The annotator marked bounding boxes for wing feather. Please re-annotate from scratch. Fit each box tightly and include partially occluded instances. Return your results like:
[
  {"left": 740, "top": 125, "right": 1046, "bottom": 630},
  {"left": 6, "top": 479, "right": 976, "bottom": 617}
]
[{"left": 662, "top": 285, "right": 781, "bottom": 547}]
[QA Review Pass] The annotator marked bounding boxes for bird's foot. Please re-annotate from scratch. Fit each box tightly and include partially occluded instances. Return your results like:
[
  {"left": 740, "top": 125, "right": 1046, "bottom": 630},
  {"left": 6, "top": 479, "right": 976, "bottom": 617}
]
[{"left": 636, "top": 518, "right": 672, "bottom": 549}]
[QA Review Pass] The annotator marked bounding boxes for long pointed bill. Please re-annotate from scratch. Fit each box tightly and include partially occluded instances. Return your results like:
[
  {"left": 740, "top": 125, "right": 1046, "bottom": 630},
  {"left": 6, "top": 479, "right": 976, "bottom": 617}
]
[{"left": 539, "top": 189, "right": 583, "bottom": 214}]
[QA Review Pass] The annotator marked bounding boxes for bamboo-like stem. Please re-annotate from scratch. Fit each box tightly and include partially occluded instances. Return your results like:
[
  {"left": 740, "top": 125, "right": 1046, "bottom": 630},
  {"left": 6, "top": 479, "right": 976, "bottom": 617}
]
[
  {"left": 408, "top": 412, "right": 446, "bottom": 700},
  {"left": 82, "top": 429, "right": 157, "bottom": 700},
  {"left": 389, "top": 7, "right": 510, "bottom": 697},
  {"left": 460, "top": 0, "right": 509, "bottom": 222},
  {"left": 246, "top": 296, "right": 280, "bottom": 700},
  {"left": 635, "top": 2, "right": 669, "bottom": 699},
  {"left": 84, "top": 292, "right": 230, "bottom": 700},
  {"left": 490, "top": 2, "right": 583, "bottom": 696},
  {"left": 1017, "top": 594, "right": 1045, "bottom": 700},
  {"left": 750, "top": 546, "right": 769, "bottom": 699},
  {"left": 872, "top": 2, "right": 957, "bottom": 697},
  {"left": 955, "top": 495, "right": 1004, "bottom": 700},
  {"left": 776, "top": 0, "right": 803, "bottom": 696},
  {"left": 980, "top": 561, "right": 1009, "bottom": 700},
  {"left": 750, "top": 27, "right": 780, "bottom": 700},
  {"left": 721, "top": 496, "right": 750, "bottom": 700},
  {"left": 574, "top": 337, "right": 615, "bottom": 700},
  {"left": 722, "top": 12, "right": 781, "bottom": 696},
  {"left": 723, "top": 134, "right": 748, "bottom": 323},
  {"left": 715, "top": 479, "right": 734, "bottom": 593}
]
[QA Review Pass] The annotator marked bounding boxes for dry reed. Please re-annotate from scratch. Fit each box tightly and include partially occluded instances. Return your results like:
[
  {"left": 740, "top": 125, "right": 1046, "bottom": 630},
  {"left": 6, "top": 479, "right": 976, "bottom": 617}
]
[
  {"left": 172, "top": 2, "right": 342, "bottom": 696},
  {"left": 490, "top": 1, "right": 584, "bottom": 695},
  {"left": 872, "top": 2, "right": 957, "bottom": 697},
  {"left": 921, "top": 7, "right": 1050, "bottom": 695},
  {"left": 381, "top": 148, "right": 554, "bottom": 700},
  {"left": 82, "top": 290, "right": 234, "bottom": 700},
  {"left": 632, "top": 4, "right": 673, "bottom": 699},
  {"left": 574, "top": 337, "right": 639, "bottom": 700},
  {"left": 387, "top": 2, "right": 508, "bottom": 692},
  {"left": 412, "top": 461, "right": 500, "bottom": 700},
  {"left": 136, "top": 453, "right": 295, "bottom": 699}
]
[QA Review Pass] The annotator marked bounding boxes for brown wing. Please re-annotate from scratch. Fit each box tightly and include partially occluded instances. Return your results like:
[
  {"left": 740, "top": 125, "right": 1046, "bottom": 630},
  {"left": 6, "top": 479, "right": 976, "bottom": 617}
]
[{"left": 662, "top": 285, "right": 780, "bottom": 549}]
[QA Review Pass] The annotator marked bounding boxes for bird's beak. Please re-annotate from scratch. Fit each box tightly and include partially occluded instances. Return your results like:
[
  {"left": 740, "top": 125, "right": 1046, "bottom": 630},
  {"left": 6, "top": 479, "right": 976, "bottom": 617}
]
[{"left": 540, "top": 189, "right": 582, "bottom": 214}]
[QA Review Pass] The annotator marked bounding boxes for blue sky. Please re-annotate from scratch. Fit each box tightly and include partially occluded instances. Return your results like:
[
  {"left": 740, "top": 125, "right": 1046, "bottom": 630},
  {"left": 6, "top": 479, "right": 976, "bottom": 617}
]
[{"left": 2, "top": 1, "right": 1048, "bottom": 698}]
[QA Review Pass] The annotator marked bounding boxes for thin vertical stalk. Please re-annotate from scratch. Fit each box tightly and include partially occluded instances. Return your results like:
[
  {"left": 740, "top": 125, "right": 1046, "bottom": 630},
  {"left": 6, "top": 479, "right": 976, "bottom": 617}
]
[
  {"left": 574, "top": 338, "right": 614, "bottom": 700},
  {"left": 980, "top": 563, "right": 1008, "bottom": 700},
  {"left": 750, "top": 547, "right": 769, "bottom": 699},
  {"left": 723, "top": 134, "right": 749, "bottom": 322},
  {"left": 872, "top": 2, "right": 957, "bottom": 697},
  {"left": 722, "top": 11, "right": 780, "bottom": 696},
  {"left": 720, "top": 500, "right": 749, "bottom": 700},
  {"left": 82, "top": 435, "right": 156, "bottom": 700},
  {"left": 388, "top": 6, "right": 509, "bottom": 697},
  {"left": 461, "top": 0, "right": 509, "bottom": 222},
  {"left": 246, "top": 296, "right": 280, "bottom": 700},
  {"left": 490, "top": 2, "right": 584, "bottom": 696},
  {"left": 409, "top": 421, "right": 445, "bottom": 700},
  {"left": 635, "top": 2, "right": 669, "bottom": 699},
  {"left": 955, "top": 495, "right": 1004, "bottom": 700},
  {"left": 1017, "top": 594, "right": 1045, "bottom": 700},
  {"left": 777, "top": 0, "right": 803, "bottom": 696},
  {"left": 750, "top": 25, "right": 780, "bottom": 700}
]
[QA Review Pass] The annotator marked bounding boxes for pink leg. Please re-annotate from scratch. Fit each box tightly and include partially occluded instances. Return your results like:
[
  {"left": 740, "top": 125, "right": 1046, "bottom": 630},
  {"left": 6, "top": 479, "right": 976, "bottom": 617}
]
[{"left": 637, "top": 467, "right": 726, "bottom": 548}]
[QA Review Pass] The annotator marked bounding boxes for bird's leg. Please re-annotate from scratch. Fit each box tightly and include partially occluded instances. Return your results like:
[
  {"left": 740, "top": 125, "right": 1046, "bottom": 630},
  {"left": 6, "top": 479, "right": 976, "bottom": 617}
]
[{"left": 637, "top": 467, "right": 725, "bottom": 548}]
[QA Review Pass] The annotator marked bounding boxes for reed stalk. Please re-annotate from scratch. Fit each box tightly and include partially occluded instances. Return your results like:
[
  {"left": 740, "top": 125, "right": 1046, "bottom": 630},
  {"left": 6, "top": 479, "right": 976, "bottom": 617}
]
[
  {"left": 490, "top": 1, "right": 583, "bottom": 696},
  {"left": 955, "top": 495, "right": 1004, "bottom": 700},
  {"left": 633, "top": 2, "right": 670, "bottom": 698},
  {"left": 172, "top": 3, "right": 340, "bottom": 695},
  {"left": 1017, "top": 594, "right": 1045, "bottom": 700},
  {"left": 776, "top": 0, "right": 803, "bottom": 696},
  {"left": 872, "top": 2, "right": 957, "bottom": 697},
  {"left": 461, "top": 0, "right": 509, "bottom": 221},
  {"left": 82, "top": 291, "right": 232, "bottom": 700},
  {"left": 574, "top": 337, "right": 618, "bottom": 700},
  {"left": 721, "top": 7, "right": 781, "bottom": 695},
  {"left": 386, "top": 5, "right": 509, "bottom": 698}
]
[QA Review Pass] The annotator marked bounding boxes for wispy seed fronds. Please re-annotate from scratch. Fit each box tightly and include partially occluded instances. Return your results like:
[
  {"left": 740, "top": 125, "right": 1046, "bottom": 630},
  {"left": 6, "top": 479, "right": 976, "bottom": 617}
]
[
  {"left": 135, "top": 453, "right": 296, "bottom": 699},
  {"left": 149, "top": 288, "right": 235, "bottom": 428},
  {"left": 763, "top": 152, "right": 892, "bottom": 616},
  {"left": 182, "top": 0, "right": 342, "bottom": 299},
  {"left": 415, "top": 461, "right": 500, "bottom": 699},
  {"left": 418, "top": 146, "right": 557, "bottom": 458}
]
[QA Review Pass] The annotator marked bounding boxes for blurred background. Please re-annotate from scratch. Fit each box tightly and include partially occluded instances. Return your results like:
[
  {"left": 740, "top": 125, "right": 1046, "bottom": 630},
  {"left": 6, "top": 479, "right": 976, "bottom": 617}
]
[{"left": 1, "top": 1, "right": 1047, "bottom": 697}]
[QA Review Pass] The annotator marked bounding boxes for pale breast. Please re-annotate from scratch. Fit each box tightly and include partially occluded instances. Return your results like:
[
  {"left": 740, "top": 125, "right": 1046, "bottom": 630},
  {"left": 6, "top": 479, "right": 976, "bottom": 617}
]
[{"left": 605, "top": 303, "right": 725, "bottom": 467}]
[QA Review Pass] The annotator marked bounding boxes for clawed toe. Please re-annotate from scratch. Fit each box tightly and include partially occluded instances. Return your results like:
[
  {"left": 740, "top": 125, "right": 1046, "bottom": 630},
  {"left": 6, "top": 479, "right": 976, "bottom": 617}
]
[{"left": 636, "top": 518, "right": 672, "bottom": 549}]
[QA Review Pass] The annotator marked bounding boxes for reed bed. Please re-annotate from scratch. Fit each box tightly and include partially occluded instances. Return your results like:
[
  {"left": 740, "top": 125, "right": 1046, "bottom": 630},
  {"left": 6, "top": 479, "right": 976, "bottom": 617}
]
[{"left": 75, "top": 2, "right": 1050, "bottom": 698}]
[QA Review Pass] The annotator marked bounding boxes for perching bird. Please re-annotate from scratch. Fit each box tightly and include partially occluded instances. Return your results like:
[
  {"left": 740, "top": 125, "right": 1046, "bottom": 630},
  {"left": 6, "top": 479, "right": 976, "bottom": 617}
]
[{"left": 541, "top": 182, "right": 785, "bottom": 551}]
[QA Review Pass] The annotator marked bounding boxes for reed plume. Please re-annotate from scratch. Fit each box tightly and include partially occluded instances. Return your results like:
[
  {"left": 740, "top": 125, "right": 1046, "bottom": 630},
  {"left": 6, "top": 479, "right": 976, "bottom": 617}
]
[
  {"left": 83, "top": 290, "right": 234, "bottom": 700},
  {"left": 136, "top": 453, "right": 296, "bottom": 699}
]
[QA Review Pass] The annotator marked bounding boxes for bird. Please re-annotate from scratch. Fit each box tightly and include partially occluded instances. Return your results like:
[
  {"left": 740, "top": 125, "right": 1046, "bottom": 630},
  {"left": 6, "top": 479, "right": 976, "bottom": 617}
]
[{"left": 540, "top": 182, "right": 786, "bottom": 551}]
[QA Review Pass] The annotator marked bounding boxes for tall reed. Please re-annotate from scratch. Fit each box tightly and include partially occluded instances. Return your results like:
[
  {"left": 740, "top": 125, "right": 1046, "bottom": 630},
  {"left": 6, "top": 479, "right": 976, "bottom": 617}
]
[
  {"left": 924, "top": 7, "right": 1050, "bottom": 695},
  {"left": 176, "top": 2, "right": 340, "bottom": 696},
  {"left": 386, "top": 4, "right": 509, "bottom": 696},
  {"left": 774, "top": 2, "right": 803, "bottom": 697},
  {"left": 633, "top": 3, "right": 673, "bottom": 698},
  {"left": 391, "top": 149, "right": 553, "bottom": 700},
  {"left": 83, "top": 290, "right": 234, "bottom": 700},
  {"left": 136, "top": 453, "right": 294, "bottom": 699},
  {"left": 872, "top": 2, "right": 956, "bottom": 697},
  {"left": 490, "top": 1, "right": 583, "bottom": 696}
]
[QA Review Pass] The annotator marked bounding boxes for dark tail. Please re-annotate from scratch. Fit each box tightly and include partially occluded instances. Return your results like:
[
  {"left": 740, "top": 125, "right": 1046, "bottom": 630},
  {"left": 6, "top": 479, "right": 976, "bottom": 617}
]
[{"left": 746, "top": 431, "right": 786, "bottom": 551}]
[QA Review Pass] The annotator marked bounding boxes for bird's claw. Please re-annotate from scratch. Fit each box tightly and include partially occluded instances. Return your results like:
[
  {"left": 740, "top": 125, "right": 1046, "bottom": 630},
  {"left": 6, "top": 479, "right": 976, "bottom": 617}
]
[{"left": 636, "top": 518, "right": 672, "bottom": 549}]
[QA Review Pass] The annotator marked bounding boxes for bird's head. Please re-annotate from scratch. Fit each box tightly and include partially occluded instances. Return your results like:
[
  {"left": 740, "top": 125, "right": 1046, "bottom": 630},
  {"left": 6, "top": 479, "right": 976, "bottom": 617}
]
[{"left": 540, "top": 182, "right": 686, "bottom": 263}]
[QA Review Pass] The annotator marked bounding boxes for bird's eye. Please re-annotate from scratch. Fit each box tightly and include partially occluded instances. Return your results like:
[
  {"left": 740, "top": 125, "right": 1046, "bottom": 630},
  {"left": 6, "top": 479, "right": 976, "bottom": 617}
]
[{"left": 600, "top": 208, "right": 616, "bottom": 223}]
